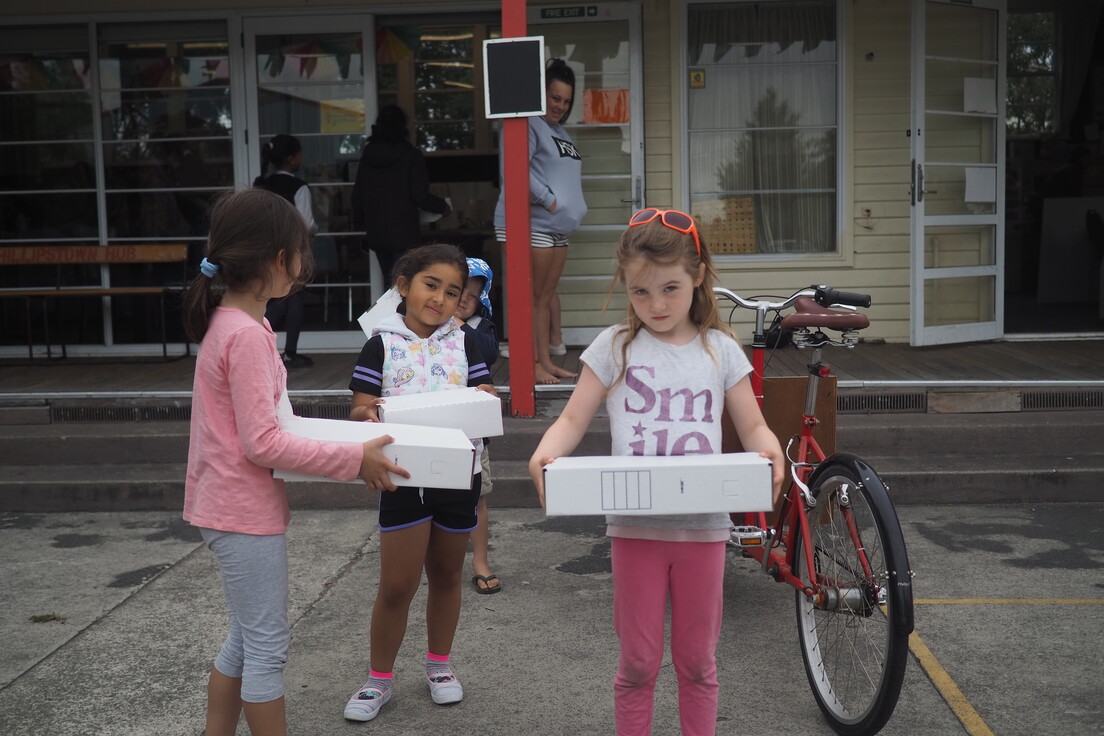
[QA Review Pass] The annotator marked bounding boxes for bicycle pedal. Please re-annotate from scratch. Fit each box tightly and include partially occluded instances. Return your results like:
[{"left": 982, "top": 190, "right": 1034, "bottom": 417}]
[{"left": 730, "top": 526, "right": 768, "bottom": 548}]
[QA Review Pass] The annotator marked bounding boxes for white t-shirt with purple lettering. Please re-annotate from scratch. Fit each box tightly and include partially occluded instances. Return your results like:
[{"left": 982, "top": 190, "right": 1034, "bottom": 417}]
[{"left": 581, "top": 324, "right": 752, "bottom": 541}]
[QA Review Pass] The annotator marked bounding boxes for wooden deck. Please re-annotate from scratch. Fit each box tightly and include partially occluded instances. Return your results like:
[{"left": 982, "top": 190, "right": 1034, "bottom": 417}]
[{"left": 1, "top": 339, "right": 1101, "bottom": 399}]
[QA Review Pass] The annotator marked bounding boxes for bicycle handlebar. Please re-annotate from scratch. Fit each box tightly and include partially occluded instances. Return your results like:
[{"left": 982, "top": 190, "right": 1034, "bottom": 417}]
[
  {"left": 713, "top": 284, "right": 872, "bottom": 314},
  {"left": 814, "top": 285, "right": 871, "bottom": 309}
]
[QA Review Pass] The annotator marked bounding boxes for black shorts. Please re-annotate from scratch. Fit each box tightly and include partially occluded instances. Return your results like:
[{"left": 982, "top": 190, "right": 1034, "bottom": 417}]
[{"left": 378, "top": 474, "right": 481, "bottom": 533}]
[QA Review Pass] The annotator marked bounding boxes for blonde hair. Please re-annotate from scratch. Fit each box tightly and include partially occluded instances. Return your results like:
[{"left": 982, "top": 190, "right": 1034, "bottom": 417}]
[{"left": 605, "top": 216, "right": 732, "bottom": 390}]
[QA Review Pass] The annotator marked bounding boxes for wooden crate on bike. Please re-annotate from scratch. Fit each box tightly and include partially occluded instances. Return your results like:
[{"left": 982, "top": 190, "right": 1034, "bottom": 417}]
[{"left": 722, "top": 375, "right": 837, "bottom": 524}]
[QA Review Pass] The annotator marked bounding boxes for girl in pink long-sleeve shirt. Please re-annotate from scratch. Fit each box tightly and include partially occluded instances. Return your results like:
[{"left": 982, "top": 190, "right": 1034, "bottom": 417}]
[{"left": 182, "top": 188, "right": 409, "bottom": 736}]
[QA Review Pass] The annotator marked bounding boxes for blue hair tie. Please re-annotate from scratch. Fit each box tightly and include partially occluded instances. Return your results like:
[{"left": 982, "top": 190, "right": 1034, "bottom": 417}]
[{"left": 199, "top": 258, "right": 219, "bottom": 278}]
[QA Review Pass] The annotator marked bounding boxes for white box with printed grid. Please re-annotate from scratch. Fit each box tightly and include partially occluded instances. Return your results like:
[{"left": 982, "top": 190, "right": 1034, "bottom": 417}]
[{"left": 543, "top": 453, "right": 772, "bottom": 516}]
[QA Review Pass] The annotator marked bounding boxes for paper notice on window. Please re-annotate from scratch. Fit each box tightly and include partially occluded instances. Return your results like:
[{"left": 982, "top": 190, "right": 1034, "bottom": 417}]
[
  {"left": 965, "top": 167, "right": 997, "bottom": 203},
  {"left": 583, "top": 89, "right": 629, "bottom": 124},
  {"left": 321, "top": 99, "right": 366, "bottom": 134},
  {"left": 964, "top": 77, "right": 997, "bottom": 114}
]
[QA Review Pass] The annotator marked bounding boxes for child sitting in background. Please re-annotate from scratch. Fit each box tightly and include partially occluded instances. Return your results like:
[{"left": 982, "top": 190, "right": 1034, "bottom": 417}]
[{"left": 455, "top": 257, "right": 501, "bottom": 594}]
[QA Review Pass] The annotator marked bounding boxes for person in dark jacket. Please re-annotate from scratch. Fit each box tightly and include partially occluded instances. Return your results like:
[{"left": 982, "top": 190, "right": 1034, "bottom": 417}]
[{"left": 352, "top": 105, "right": 450, "bottom": 284}]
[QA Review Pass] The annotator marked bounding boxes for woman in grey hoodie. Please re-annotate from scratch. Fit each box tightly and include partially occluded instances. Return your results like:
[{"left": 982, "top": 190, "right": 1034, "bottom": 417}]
[{"left": 493, "top": 58, "right": 588, "bottom": 384}]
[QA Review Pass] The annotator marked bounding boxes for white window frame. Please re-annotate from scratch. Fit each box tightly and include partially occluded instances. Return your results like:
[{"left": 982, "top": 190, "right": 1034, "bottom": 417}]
[{"left": 678, "top": 0, "right": 848, "bottom": 263}]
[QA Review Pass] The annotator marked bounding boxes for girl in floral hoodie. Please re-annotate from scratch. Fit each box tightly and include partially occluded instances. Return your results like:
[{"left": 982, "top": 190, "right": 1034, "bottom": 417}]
[{"left": 343, "top": 243, "right": 495, "bottom": 723}]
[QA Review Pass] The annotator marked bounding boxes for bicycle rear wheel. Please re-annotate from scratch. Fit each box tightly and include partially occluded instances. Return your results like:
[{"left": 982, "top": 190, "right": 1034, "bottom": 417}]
[{"left": 793, "top": 454, "right": 913, "bottom": 735}]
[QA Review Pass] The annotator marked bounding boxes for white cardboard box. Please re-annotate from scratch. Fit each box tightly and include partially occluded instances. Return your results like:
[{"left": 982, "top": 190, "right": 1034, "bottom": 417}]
[
  {"left": 377, "top": 387, "right": 503, "bottom": 439},
  {"left": 543, "top": 453, "right": 773, "bottom": 516},
  {"left": 357, "top": 287, "right": 401, "bottom": 338},
  {"left": 274, "top": 416, "right": 476, "bottom": 490}
]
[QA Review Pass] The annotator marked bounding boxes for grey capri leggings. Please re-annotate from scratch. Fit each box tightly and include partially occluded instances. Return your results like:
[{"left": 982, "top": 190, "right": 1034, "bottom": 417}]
[{"left": 201, "top": 528, "right": 290, "bottom": 703}]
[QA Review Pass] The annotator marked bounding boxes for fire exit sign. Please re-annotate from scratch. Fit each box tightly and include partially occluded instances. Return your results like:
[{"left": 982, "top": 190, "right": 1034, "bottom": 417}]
[{"left": 540, "top": 6, "right": 598, "bottom": 19}]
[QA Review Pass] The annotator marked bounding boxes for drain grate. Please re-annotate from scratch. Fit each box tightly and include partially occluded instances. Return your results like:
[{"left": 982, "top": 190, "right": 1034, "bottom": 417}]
[
  {"left": 49, "top": 402, "right": 351, "bottom": 423},
  {"left": 837, "top": 392, "right": 927, "bottom": 414},
  {"left": 1022, "top": 390, "right": 1104, "bottom": 411},
  {"left": 290, "top": 403, "right": 351, "bottom": 419},
  {"left": 138, "top": 405, "right": 191, "bottom": 421},
  {"left": 52, "top": 405, "right": 193, "bottom": 422}
]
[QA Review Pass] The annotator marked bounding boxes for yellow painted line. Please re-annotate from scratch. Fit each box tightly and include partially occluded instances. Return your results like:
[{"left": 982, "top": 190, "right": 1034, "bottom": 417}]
[
  {"left": 906, "top": 598, "right": 1101, "bottom": 734},
  {"left": 909, "top": 630, "right": 996, "bottom": 736},
  {"left": 915, "top": 598, "right": 1104, "bottom": 605}
]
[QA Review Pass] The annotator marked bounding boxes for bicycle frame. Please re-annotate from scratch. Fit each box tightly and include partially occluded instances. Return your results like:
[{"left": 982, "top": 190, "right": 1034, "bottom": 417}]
[
  {"left": 720, "top": 288, "right": 878, "bottom": 603},
  {"left": 739, "top": 343, "right": 834, "bottom": 596},
  {"left": 716, "top": 285, "right": 914, "bottom": 735}
]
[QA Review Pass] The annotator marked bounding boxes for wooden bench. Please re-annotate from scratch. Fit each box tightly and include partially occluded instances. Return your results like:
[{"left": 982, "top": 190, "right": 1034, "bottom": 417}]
[{"left": 0, "top": 244, "right": 190, "bottom": 359}]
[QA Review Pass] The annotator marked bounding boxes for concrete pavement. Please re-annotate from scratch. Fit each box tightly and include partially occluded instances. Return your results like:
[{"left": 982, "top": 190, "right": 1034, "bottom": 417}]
[{"left": 1, "top": 505, "right": 1102, "bottom": 735}]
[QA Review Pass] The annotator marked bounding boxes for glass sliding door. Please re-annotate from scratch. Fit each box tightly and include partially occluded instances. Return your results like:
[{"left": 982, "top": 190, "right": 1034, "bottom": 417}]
[
  {"left": 0, "top": 25, "right": 99, "bottom": 349},
  {"left": 528, "top": 3, "right": 643, "bottom": 343},
  {"left": 98, "top": 21, "right": 233, "bottom": 346},
  {"left": 244, "top": 15, "right": 375, "bottom": 349},
  {"left": 0, "top": 20, "right": 232, "bottom": 352},
  {"left": 910, "top": 0, "right": 1005, "bottom": 345}
]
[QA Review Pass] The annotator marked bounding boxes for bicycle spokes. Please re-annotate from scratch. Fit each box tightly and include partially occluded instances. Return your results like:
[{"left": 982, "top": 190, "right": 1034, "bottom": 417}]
[
  {"left": 794, "top": 461, "right": 911, "bottom": 735},
  {"left": 808, "top": 489, "right": 882, "bottom": 606}
]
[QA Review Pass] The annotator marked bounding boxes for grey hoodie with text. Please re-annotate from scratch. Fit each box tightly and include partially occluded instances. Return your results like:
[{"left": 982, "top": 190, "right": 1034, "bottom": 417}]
[{"left": 494, "top": 116, "right": 587, "bottom": 235}]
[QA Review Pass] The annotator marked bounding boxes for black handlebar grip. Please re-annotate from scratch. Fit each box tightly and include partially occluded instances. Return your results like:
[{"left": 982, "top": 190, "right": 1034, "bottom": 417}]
[{"left": 814, "top": 285, "right": 872, "bottom": 308}]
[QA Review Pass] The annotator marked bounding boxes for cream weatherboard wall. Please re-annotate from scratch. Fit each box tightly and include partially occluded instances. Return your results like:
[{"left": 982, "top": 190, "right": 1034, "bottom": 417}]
[{"left": 850, "top": 0, "right": 913, "bottom": 343}]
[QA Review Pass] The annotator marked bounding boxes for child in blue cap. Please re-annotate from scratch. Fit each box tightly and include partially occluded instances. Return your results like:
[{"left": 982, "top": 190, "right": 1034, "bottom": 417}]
[{"left": 455, "top": 257, "right": 502, "bottom": 593}]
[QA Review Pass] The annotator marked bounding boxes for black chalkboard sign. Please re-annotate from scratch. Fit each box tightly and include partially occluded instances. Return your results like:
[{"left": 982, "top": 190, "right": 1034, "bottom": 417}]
[{"left": 483, "top": 37, "right": 546, "bottom": 118}]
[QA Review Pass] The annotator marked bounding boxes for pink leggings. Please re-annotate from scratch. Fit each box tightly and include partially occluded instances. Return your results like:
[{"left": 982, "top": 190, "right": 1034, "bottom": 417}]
[{"left": 611, "top": 537, "right": 726, "bottom": 736}]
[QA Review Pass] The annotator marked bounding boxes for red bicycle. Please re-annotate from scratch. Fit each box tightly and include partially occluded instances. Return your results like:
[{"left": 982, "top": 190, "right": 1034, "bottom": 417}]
[{"left": 714, "top": 284, "right": 915, "bottom": 736}]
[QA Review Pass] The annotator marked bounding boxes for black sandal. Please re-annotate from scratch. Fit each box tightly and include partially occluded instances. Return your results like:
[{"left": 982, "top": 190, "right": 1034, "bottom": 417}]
[{"left": 471, "top": 574, "right": 502, "bottom": 594}]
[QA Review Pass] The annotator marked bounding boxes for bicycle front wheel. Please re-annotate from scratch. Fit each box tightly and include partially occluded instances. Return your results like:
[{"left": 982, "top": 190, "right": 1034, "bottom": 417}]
[{"left": 793, "top": 454, "right": 914, "bottom": 736}]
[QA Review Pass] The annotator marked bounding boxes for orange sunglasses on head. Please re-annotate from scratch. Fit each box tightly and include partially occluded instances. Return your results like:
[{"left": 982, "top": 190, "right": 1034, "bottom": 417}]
[{"left": 628, "top": 208, "right": 701, "bottom": 256}]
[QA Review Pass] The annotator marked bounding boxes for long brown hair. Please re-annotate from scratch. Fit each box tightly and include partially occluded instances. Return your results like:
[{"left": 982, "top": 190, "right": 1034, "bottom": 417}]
[
  {"left": 182, "top": 188, "right": 314, "bottom": 343},
  {"left": 605, "top": 215, "right": 732, "bottom": 390}
]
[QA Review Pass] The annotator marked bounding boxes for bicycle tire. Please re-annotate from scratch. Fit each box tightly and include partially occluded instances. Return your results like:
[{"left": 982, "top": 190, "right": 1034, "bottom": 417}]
[{"left": 793, "top": 454, "right": 914, "bottom": 735}]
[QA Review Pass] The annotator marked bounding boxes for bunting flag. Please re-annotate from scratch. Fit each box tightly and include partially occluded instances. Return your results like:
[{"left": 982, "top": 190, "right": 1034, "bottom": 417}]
[{"left": 376, "top": 27, "right": 419, "bottom": 64}]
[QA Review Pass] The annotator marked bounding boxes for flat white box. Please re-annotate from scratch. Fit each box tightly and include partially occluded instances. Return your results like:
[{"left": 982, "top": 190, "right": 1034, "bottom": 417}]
[
  {"left": 274, "top": 416, "right": 476, "bottom": 490},
  {"left": 543, "top": 453, "right": 772, "bottom": 516},
  {"left": 377, "top": 387, "right": 503, "bottom": 439}
]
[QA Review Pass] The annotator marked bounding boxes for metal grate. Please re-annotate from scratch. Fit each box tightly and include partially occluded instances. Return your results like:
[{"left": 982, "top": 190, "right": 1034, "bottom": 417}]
[
  {"left": 139, "top": 405, "right": 191, "bottom": 421},
  {"left": 837, "top": 392, "right": 927, "bottom": 414},
  {"left": 290, "top": 403, "right": 350, "bottom": 419},
  {"left": 1022, "top": 390, "right": 1104, "bottom": 411},
  {"left": 53, "top": 406, "right": 147, "bottom": 422},
  {"left": 47, "top": 401, "right": 354, "bottom": 423}
]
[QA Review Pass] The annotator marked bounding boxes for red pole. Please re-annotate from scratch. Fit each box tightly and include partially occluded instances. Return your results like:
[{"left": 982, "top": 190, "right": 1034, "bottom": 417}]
[{"left": 502, "top": 0, "right": 535, "bottom": 417}]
